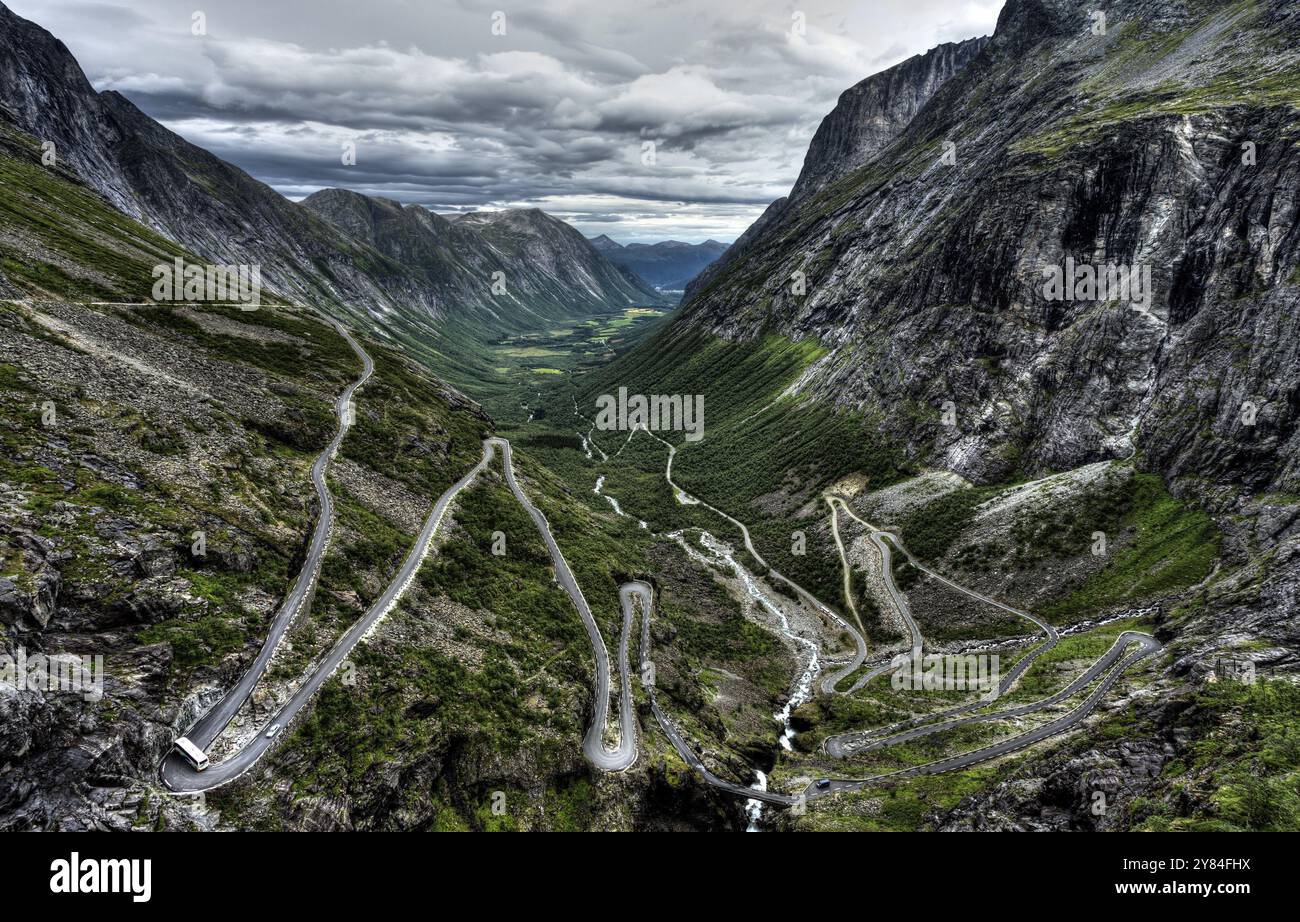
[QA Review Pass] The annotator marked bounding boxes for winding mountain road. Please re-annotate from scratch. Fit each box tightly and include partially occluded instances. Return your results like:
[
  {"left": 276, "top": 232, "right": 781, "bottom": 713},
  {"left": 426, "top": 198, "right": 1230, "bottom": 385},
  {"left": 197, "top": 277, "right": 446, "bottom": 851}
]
[
  {"left": 162, "top": 436, "right": 494, "bottom": 791},
  {"left": 162, "top": 427, "right": 638, "bottom": 790},
  {"left": 630, "top": 576, "right": 1159, "bottom": 805},
  {"left": 162, "top": 322, "right": 375, "bottom": 788},
  {"left": 161, "top": 371, "right": 1162, "bottom": 805},
  {"left": 583, "top": 418, "right": 1161, "bottom": 806},
  {"left": 493, "top": 437, "right": 637, "bottom": 771},
  {"left": 635, "top": 428, "right": 870, "bottom": 694}
]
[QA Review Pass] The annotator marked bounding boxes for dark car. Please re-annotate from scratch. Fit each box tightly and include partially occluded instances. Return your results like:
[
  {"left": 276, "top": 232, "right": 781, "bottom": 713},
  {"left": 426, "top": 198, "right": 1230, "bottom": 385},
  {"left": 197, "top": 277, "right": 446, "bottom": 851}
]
[{"left": 815, "top": 779, "right": 831, "bottom": 790}]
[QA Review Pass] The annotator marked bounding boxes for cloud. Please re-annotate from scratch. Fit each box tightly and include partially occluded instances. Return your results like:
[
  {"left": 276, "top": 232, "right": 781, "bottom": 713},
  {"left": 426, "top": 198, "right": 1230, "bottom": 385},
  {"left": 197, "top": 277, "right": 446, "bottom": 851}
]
[{"left": 8, "top": 0, "right": 1004, "bottom": 242}]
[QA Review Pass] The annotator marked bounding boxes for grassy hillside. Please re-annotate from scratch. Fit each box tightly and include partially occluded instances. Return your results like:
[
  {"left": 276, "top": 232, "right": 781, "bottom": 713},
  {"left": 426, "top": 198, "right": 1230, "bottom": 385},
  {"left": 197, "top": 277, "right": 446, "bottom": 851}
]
[{"left": 0, "top": 125, "right": 196, "bottom": 301}]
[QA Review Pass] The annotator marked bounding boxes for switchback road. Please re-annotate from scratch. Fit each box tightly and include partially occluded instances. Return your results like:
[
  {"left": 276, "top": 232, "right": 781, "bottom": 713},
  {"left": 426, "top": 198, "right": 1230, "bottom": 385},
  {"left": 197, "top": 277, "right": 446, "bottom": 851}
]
[{"left": 162, "top": 385, "right": 1162, "bottom": 803}]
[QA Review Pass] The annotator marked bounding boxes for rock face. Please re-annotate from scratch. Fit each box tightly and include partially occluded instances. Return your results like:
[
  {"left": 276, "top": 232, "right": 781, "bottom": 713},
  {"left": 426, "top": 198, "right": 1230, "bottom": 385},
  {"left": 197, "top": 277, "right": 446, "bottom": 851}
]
[
  {"left": 677, "top": 0, "right": 1300, "bottom": 497},
  {"left": 938, "top": 738, "right": 1172, "bottom": 831},
  {"left": 0, "top": 2, "right": 662, "bottom": 345},
  {"left": 686, "top": 35, "right": 988, "bottom": 302},
  {"left": 642, "top": 0, "right": 1300, "bottom": 829},
  {"left": 788, "top": 36, "right": 992, "bottom": 204},
  {"left": 590, "top": 236, "right": 730, "bottom": 291}
]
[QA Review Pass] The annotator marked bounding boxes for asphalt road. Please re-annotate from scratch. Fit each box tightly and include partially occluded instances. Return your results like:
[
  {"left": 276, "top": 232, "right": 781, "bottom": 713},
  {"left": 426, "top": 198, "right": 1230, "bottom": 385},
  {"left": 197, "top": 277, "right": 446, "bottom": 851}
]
[
  {"left": 161, "top": 436, "right": 495, "bottom": 792},
  {"left": 626, "top": 579, "right": 797, "bottom": 806},
  {"left": 493, "top": 437, "right": 637, "bottom": 772},
  {"left": 825, "top": 631, "right": 1154, "bottom": 758},
  {"left": 826, "top": 497, "right": 1070, "bottom": 740},
  {"left": 160, "top": 391, "right": 1163, "bottom": 804},
  {"left": 806, "top": 632, "right": 1162, "bottom": 800},
  {"left": 607, "top": 435, "right": 1161, "bottom": 808},
  {"left": 820, "top": 500, "right": 928, "bottom": 695},
  {"left": 160, "top": 323, "right": 374, "bottom": 788},
  {"left": 637, "top": 427, "right": 869, "bottom": 695},
  {"left": 162, "top": 430, "right": 642, "bottom": 791},
  {"left": 628, "top": 576, "right": 1160, "bottom": 806}
]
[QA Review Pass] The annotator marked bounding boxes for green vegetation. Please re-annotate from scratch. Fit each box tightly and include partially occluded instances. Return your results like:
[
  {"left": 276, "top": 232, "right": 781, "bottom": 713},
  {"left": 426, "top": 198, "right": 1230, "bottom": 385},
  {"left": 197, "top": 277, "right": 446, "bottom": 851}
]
[
  {"left": 799, "top": 763, "right": 1007, "bottom": 831},
  {"left": 273, "top": 475, "right": 593, "bottom": 798},
  {"left": 0, "top": 127, "right": 192, "bottom": 300},
  {"left": 118, "top": 305, "right": 352, "bottom": 381},
  {"left": 1043, "top": 473, "right": 1219, "bottom": 622},
  {"left": 1131, "top": 680, "right": 1300, "bottom": 831},
  {"left": 139, "top": 606, "right": 249, "bottom": 670},
  {"left": 898, "top": 486, "right": 990, "bottom": 562},
  {"left": 1017, "top": 1, "right": 1298, "bottom": 159},
  {"left": 556, "top": 329, "right": 906, "bottom": 608},
  {"left": 422, "top": 305, "right": 672, "bottom": 420},
  {"left": 996, "top": 618, "right": 1145, "bottom": 705},
  {"left": 339, "top": 344, "right": 487, "bottom": 493}
]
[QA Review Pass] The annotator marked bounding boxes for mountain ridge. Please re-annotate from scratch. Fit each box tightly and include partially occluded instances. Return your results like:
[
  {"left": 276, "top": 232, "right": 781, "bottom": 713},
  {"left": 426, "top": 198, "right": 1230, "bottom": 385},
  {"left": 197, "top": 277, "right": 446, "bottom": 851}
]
[
  {"left": 675, "top": 0, "right": 1300, "bottom": 492},
  {"left": 589, "top": 236, "right": 729, "bottom": 291},
  {"left": 0, "top": 1, "right": 664, "bottom": 359}
]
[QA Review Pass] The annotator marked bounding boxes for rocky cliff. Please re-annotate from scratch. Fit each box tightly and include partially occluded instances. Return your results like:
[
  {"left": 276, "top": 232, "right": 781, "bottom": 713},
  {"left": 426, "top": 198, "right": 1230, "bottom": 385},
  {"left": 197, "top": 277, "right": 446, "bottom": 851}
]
[
  {"left": 687, "top": 34, "right": 989, "bottom": 302},
  {"left": 788, "top": 36, "right": 992, "bottom": 204},
  {"left": 641, "top": 0, "right": 1300, "bottom": 830},
  {"left": 679, "top": 0, "right": 1300, "bottom": 499}
]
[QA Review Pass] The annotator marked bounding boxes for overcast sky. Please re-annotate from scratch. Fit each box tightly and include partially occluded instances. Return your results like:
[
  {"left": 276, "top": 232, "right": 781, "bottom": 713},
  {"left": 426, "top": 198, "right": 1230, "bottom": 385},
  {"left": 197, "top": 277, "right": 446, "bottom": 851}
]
[{"left": 12, "top": 0, "right": 1004, "bottom": 243}]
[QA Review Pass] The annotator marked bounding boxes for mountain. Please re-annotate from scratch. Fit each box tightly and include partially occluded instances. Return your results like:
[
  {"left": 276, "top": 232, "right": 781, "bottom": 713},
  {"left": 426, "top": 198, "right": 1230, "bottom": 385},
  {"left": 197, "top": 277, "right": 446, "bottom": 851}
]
[
  {"left": 0, "top": 2, "right": 686, "bottom": 832},
  {"left": 788, "top": 36, "right": 991, "bottom": 203},
  {"left": 590, "top": 236, "right": 730, "bottom": 291},
  {"left": 300, "top": 191, "right": 666, "bottom": 333},
  {"left": 0, "top": 4, "right": 416, "bottom": 319},
  {"left": 585, "top": 0, "right": 1300, "bottom": 830},
  {"left": 687, "top": 34, "right": 988, "bottom": 301},
  {"left": 448, "top": 209, "right": 663, "bottom": 311},
  {"left": 0, "top": 1, "right": 664, "bottom": 366},
  {"left": 681, "top": 0, "right": 1300, "bottom": 491}
]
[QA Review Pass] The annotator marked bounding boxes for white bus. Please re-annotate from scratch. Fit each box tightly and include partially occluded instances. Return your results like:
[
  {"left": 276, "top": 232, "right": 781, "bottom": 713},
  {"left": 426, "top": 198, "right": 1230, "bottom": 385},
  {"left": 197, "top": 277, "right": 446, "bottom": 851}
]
[{"left": 173, "top": 737, "right": 210, "bottom": 771}]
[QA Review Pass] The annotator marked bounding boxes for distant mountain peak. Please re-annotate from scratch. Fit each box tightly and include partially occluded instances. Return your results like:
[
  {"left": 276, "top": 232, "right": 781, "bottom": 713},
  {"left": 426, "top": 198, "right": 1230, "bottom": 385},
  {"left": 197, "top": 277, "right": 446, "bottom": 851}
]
[{"left": 594, "top": 237, "right": 730, "bottom": 291}]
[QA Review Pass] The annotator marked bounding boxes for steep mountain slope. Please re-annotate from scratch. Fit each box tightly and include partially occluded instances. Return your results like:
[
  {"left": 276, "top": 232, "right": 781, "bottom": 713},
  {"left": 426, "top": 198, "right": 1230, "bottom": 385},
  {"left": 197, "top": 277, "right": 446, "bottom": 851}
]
[
  {"left": 0, "top": 106, "right": 723, "bottom": 832},
  {"left": 0, "top": 4, "right": 421, "bottom": 320},
  {"left": 590, "top": 236, "right": 729, "bottom": 291},
  {"left": 0, "top": 103, "right": 514, "bottom": 828},
  {"left": 0, "top": 2, "right": 662, "bottom": 361},
  {"left": 0, "top": 6, "right": 728, "bottom": 832},
  {"left": 582, "top": 0, "right": 1300, "bottom": 830},
  {"left": 302, "top": 191, "right": 665, "bottom": 334},
  {"left": 787, "top": 36, "right": 992, "bottom": 203},
  {"left": 453, "top": 209, "right": 663, "bottom": 308},
  {"left": 687, "top": 34, "right": 989, "bottom": 300},
  {"left": 680, "top": 0, "right": 1300, "bottom": 493}
]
